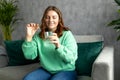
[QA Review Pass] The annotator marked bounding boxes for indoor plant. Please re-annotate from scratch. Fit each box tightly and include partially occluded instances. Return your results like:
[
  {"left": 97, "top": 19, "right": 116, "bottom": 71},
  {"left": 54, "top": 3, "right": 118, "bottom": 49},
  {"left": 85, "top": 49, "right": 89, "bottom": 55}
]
[
  {"left": 108, "top": 0, "right": 120, "bottom": 41},
  {"left": 0, "top": 0, "right": 18, "bottom": 40}
]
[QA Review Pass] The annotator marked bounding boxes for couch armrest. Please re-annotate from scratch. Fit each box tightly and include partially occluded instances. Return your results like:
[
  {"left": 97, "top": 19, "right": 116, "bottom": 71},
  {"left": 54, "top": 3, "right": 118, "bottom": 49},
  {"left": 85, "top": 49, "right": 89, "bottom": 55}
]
[
  {"left": 0, "top": 55, "right": 8, "bottom": 68},
  {"left": 91, "top": 46, "right": 114, "bottom": 80}
]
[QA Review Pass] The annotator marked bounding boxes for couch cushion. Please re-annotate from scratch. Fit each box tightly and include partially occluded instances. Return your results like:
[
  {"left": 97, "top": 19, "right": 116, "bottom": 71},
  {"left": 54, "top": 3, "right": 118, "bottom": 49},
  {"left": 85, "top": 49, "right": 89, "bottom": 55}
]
[
  {"left": 0, "top": 55, "right": 8, "bottom": 68},
  {"left": 75, "top": 41, "right": 103, "bottom": 76},
  {"left": 4, "top": 40, "right": 39, "bottom": 66},
  {"left": 0, "top": 63, "right": 91, "bottom": 80},
  {"left": 0, "top": 63, "right": 40, "bottom": 80}
]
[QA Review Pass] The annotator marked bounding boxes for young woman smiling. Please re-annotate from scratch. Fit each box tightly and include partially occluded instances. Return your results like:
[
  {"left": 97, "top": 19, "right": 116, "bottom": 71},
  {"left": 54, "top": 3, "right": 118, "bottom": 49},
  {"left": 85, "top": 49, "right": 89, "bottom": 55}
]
[{"left": 22, "top": 6, "right": 78, "bottom": 80}]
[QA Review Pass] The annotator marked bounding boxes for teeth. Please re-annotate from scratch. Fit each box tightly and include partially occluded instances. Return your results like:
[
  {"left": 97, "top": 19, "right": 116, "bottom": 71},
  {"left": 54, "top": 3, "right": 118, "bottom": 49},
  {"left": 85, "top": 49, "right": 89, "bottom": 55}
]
[{"left": 51, "top": 22, "right": 54, "bottom": 24}]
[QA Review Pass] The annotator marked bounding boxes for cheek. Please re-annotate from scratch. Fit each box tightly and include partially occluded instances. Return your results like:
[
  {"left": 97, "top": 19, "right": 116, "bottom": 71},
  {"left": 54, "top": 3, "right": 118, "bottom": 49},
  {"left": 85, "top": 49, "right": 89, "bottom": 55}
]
[
  {"left": 45, "top": 19, "right": 48, "bottom": 22},
  {"left": 55, "top": 19, "right": 59, "bottom": 24},
  {"left": 45, "top": 20, "right": 49, "bottom": 25}
]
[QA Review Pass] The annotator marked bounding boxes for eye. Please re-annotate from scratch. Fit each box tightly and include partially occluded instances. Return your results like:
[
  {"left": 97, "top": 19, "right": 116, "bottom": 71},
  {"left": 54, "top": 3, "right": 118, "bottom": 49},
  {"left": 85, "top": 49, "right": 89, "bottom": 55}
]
[
  {"left": 45, "top": 16, "right": 50, "bottom": 19},
  {"left": 53, "top": 16, "right": 57, "bottom": 19}
]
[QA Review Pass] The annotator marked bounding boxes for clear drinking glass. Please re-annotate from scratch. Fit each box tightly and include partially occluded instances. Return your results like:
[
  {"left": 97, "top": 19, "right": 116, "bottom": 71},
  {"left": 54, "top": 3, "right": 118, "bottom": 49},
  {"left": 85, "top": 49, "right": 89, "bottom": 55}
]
[
  {"left": 44, "top": 31, "right": 53, "bottom": 43},
  {"left": 45, "top": 31, "right": 53, "bottom": 39}
]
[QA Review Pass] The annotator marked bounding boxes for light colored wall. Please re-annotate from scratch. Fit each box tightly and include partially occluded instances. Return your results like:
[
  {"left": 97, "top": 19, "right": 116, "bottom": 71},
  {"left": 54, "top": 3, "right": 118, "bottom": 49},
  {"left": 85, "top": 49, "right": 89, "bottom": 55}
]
[{"left": 12, "top": 0, "right": 120, "bottom": 80}]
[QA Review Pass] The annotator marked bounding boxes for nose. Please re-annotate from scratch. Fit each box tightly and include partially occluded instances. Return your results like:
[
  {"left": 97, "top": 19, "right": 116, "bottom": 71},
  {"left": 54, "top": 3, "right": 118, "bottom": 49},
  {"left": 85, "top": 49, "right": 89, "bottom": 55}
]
[{"left": 49, "top": 17, "right": 53, "bottom": 22}]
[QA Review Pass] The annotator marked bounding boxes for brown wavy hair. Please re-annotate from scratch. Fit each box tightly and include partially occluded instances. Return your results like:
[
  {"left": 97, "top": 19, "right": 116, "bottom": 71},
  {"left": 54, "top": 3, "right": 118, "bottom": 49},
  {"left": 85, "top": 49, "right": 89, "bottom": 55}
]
[{"left": 39, "top": 6, "right": 69, "bottom": 39}]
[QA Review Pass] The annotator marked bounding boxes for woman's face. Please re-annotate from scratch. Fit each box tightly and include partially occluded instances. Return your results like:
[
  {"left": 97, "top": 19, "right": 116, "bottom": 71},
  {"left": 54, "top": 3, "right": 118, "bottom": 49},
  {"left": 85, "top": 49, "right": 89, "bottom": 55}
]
[{"left": 45, "top": 10, "right": 59, "bottom": 32}]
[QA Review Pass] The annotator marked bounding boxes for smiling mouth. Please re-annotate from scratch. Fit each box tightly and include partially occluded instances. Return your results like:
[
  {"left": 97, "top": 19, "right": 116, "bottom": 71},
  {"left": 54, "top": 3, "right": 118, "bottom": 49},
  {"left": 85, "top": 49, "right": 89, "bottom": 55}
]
[{"left": 48, "top": 23, "right": 54, "bottom": 26}]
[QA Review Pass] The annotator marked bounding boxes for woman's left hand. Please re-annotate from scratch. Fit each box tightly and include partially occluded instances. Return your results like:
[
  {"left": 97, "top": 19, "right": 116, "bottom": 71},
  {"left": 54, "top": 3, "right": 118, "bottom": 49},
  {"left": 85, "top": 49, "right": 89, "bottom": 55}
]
[{"left": 48, "top": 33, "right": 61, "bottom": 48}]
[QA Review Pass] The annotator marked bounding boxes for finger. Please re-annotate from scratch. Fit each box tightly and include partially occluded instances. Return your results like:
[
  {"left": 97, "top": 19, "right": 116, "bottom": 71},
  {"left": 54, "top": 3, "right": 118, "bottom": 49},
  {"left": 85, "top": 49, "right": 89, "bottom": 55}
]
[
  {"left": 51, "top": 40, "right": 58, "bottom": 44},
  {"left": 33, "top": 23, "right": 36, "bottom": 27},
  {"left": 33, "top": 24, "right": 37, "bottom": 30},
  {"left": 30, "top": 23, "right": 35, "bottom": 27},
  {"left": 31, "top": 23, "right": 34, "bottom": 27},
  {"left": 30, "top": 23, "right": 39, "bottom": 27},
  {"left": 35, "top": 24, "right": 39, "bottom": 29},
  {"left": 49, "top": 38, "right": 56, "bottom": 41},
  {"left": 48, "top": 35, "right": 55, "bottom": 39},
  {"left": 49, "top": 37, "right": 58, "bottom": 42},
  {"left": 33, "top": 24, "right": 39, "bottom": 30},
  {"left": 26, "top": 24, "right": 31, "bottom": 27},
  {"left": 29, "top": 23, "right": 32, "bottom": 26}
]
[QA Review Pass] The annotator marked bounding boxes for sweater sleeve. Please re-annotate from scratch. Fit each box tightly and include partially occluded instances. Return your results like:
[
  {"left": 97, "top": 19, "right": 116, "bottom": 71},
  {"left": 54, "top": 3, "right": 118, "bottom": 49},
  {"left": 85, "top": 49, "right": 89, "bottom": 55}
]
[
  {"left": 56, "top": 31, "right": 78, "bottom": 63},
  {"left": 22, "top": 35, "right": 38, "bottom": 60}
]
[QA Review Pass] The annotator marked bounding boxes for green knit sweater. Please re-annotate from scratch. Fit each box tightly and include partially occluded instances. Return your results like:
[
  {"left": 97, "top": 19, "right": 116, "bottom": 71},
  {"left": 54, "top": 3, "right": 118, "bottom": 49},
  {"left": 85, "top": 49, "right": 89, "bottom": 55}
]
[{"left": 22, "top": 31, "right": 78, "bottom": 74}]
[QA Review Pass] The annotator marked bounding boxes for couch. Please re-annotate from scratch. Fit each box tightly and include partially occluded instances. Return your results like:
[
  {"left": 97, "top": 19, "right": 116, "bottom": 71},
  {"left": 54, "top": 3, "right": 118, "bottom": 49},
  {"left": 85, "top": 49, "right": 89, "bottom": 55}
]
[{"left": 0, "top": 35, "right": 114, "bottom": 80}]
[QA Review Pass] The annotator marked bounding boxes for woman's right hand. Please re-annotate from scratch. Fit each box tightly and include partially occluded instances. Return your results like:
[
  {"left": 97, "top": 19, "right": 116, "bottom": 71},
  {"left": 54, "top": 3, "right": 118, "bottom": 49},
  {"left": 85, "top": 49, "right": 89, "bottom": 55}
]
[{"left": 26, "top": 23, "right": 39, "bottom": 41}]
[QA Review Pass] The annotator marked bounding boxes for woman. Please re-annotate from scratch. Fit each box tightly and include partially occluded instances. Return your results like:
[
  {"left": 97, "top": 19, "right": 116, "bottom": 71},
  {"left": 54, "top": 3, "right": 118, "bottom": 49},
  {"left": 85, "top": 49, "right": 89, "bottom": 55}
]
[{"left": 22, "top": 6, "right": 78, "bottom": 80}]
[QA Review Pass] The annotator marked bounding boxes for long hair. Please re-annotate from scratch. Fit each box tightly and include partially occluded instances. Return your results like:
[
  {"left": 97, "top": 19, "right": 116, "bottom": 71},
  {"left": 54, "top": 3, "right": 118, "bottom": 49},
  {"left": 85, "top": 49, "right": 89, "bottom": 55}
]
[{"left": 39, "top": 6, "right": 69, "bottom": 39}]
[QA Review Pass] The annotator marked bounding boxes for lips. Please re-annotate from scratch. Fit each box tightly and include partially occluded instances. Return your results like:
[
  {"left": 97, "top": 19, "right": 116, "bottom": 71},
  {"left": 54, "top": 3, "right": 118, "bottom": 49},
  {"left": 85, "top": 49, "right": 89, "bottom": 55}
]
[{"left": 48, "top": 22, "right": 54, "bottom": 26}]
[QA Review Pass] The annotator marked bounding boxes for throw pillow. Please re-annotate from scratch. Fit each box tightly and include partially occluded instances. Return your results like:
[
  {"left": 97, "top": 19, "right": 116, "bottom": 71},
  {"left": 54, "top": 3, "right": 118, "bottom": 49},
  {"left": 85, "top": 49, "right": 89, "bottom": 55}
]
[
  {"left": 75, "top": 41, "right": 103, "bottom": 76},
  {"left": 4, "top": 40, "right": 39, "bottom": 66}
]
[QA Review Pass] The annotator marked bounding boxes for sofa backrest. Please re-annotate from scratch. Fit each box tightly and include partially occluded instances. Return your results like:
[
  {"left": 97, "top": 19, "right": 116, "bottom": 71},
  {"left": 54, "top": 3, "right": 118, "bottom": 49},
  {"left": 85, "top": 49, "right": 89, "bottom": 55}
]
[{"left": 74, "top": 35, "right": 104, "bottom": 43}]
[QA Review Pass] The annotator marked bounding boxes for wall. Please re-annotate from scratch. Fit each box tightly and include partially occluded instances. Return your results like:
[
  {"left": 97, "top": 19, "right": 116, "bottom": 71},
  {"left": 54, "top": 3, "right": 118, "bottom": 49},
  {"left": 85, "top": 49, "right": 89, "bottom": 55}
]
[{"left": 12, "top": 0, "right": 120, "bottom": 80}]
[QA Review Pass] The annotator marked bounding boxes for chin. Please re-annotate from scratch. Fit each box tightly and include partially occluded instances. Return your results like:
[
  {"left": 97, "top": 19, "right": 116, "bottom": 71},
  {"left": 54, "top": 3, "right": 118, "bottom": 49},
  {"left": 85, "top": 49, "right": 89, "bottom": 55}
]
[{"left": 48, "top": 26, "right": 55, "bottom": 29}]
